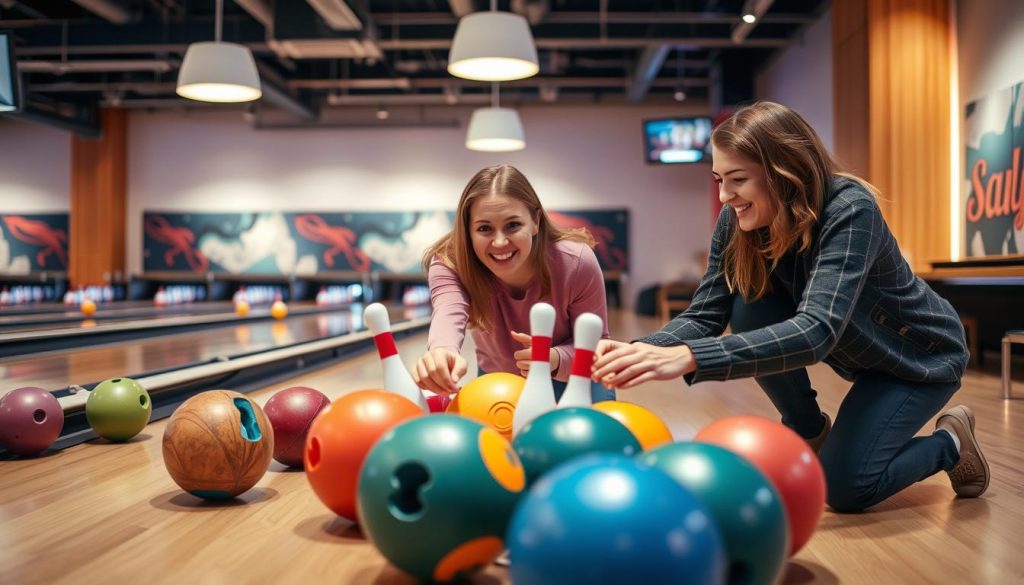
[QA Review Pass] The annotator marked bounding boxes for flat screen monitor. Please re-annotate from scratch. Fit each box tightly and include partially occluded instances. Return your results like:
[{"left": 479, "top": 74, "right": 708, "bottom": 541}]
[
  {"left": 643, "top": 116, "right": 713, "bottom": 164},
  {"left": 0, "top": 30, "right": 22, "bottom": 113}
]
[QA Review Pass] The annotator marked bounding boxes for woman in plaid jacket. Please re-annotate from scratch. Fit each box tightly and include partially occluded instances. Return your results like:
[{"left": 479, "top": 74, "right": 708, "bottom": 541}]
[{"left": 592, "top": 101, "right": 988, "bottom": 512}]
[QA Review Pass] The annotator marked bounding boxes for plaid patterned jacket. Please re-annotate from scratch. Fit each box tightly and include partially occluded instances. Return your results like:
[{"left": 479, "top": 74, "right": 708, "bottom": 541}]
[{"left": 637, "top": 177, "right": 968, "bottom": 385}]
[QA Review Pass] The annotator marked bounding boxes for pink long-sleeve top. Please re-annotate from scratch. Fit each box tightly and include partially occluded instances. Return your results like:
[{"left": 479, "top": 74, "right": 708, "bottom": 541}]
[{"left": 427, "top": 239, "right": 610, "bottom": 382}]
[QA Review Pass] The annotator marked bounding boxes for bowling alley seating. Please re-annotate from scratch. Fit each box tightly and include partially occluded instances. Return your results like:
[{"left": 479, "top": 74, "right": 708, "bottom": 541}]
[
  {"left": 657, "top": 281, "right": 697, "bottom": 323},
  {"left": 1003, "top": 330, "right": 1024, "bottom": 399}
]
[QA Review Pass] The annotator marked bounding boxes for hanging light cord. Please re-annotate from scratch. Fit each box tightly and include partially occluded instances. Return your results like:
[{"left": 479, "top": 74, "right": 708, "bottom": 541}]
[
  {"left": 492, "top": 82, "right": 499, "bottom": 109},
  {"left": 215, "top": 0, "right": 223, "bottom": 43}
]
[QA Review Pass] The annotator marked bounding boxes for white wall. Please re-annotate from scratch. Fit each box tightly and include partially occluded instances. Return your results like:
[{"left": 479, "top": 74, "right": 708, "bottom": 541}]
[
  {"left": 958, "top": 0, "right": 1024, "bottom": 105},
  {"left": 754, "top": 8, "right": 834, "bottom": 151},
  {"left": 127, "top": 104, "right": 714, "bottom": 306},
  {"left": 0, "top": 118, "right": 70, "bottom": 211}
]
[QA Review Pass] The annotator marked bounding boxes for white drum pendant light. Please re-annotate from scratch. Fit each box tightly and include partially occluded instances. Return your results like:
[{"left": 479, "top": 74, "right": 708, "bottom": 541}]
[
  {"left": 448, "top": 6, "right": 539, "bottom": 82},
  {"left": 176, "top": 0, "right": 261, "bottom": 103},
  {"left": 466, "top": 83, "right": 525, "bottom": 152}
]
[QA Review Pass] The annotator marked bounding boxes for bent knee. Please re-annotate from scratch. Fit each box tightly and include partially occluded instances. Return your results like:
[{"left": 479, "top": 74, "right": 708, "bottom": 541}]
[{"left": 821, "top": 456, "right": 877, "bottom": 513}]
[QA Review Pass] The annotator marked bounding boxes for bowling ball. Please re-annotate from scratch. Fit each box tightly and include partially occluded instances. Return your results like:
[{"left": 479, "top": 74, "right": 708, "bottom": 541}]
[
  {"left": 162, "top": 390, "right": 274, "bottom": 499},
  {"left": 513, "top": 407, "right": 641, "bottom": 485},
  {"left": 86, "top": 377, "right": 152, "bottom": 441},
  {"left": 358, "top": 415, "right": 525, "bottom": 582},
  {"left": 305, "top": 389, "right": 423, "bottom": 521},
  {"left": 263, "top": 386, "right": 330, "bottom": 467},
  {"left": 445, "top": 372, "right": 524, "bottom": 440},
  {"left": 593, "top": 400, "right": 673, "bottom": 450},
  {"left": 80, "top": 299, "right": 97, "bottom": 317},
  {"left": 235, "top": 301, "right": 251, "bottom": 317},
  {"left": 0, "top": 387, "right": 64, "bottom": 456},
  {"left": 642, "top": 442, "right": 788, "bottom": 585},
  {"left": 271, "top": 300, "right": 288, "bottom": 320},
  {"left": 507, "top": 454, "right": 726, "bottom": 585},
  {"left": 696, "top": 415, "right": 826, "bottom": 556}
]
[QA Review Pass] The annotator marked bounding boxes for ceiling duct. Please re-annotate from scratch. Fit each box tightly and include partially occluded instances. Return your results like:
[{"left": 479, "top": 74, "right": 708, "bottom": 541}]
[
  {"left": 269, "top": 0, "right": 380, "bottom": 59},
  {"left": 70, "top": 0, "right": 132, "bottom": 25},
  {"left": 306, "top": 0, "right": 363, "bottom": 31}
]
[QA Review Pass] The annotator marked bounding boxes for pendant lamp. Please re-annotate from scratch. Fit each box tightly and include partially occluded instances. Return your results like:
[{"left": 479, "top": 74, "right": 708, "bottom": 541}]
[
  {"left": 466, "top": 84, "right": 525, "bottom": 152},
  {"left": 448, "top": 2, "right": 539, "bottom": 82},
  {"left": 177, "top": 0, "right": 261, "bottom": 103}
]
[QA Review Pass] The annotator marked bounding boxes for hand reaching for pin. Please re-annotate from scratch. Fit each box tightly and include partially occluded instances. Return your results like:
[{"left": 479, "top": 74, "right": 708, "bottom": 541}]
[
  {"left": 414, "top": 347, "right": 467, "bottom": 395},
  {"left": 591, "top": 340, "right": 696, "bottom": 390},
  {"left": 511, "top": 331, "right": 560, "bottom": 376}
]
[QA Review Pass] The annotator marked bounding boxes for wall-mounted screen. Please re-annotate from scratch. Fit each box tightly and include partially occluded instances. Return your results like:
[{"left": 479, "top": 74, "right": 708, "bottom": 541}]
[
  {"left": 0, "top": 31, "right": 22, "bottom": 113},
  {"left": 643, "top": 116, "right": 713, "bottom": 164}
]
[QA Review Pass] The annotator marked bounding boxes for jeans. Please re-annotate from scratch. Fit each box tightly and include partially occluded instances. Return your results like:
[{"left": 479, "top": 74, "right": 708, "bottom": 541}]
[
  {"left": 731, "top": 291, "right": 961, "bottom": 512},
  {"left": 479, "top": 368, "right": 616, "bottom": 403}
]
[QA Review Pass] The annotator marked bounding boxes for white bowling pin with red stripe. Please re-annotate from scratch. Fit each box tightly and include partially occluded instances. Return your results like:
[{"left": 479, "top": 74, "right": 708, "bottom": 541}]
[
  {"left": 557, "top": 312, "right": 603, "bottom": 409},
  {"left": 512, "top": 302, "right": 557, "bottom": 436},
  {"left": 364, "top": 303, "right": 428, "bottom": 411}
]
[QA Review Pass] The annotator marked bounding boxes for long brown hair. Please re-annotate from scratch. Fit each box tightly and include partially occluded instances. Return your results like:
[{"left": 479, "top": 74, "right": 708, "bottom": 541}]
[
  {"left": 712, "top": 101, "right": 845, "bottom": 301},
  {"left": 423, "top": 164, "right": 594, "bottom": 331}
]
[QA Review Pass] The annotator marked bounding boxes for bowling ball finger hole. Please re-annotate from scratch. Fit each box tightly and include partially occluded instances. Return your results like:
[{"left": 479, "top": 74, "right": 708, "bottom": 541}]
[
  {"left": 388, "top": 462, "right": 430, "bottom": 521},
  {"left": 139, "top": 395, "right": 148, "bottom": 408},
  {"left": 33, "top": 409, "right": 46, "bottom": 423},
  {"left": 233, "top": 398, "right": 262, "bottom": 442},
  {"left": 307, "top": 438, "right": 321, "bottom": 469},
  {"left": 112, "top": 378, "right": 121, "bottom": 383}
]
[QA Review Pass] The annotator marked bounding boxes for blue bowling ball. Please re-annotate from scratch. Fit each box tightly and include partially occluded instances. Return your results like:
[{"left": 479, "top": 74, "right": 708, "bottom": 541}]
[
  {"left": 642, "top": 442, "right": 789, "bottom": 585},
  {"left": 507, "top": 454, "right": 726, "bottom": 585}
]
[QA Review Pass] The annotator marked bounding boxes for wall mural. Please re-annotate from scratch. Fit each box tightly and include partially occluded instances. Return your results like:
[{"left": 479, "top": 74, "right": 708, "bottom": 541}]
[
  {"left": 963, "top": 80, "right": 1024, "bottom": 257},
  {"left": 0, "top": 213, "right": 69, "bottom": 273},
  {"left": 143, "top": 209, "right": 629, "bottom": 275}
]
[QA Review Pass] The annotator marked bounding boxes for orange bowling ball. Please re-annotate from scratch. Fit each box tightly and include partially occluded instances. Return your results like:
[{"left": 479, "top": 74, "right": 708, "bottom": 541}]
[
  {"left": 271, "top": 300, "right": 288, "bottom": 320},
  {"left": 446, "top": 373, "right": 525, "bottom": 441},
  {"left": 235, "top": 301, "right": 251, "bottom": 317},
  {"left": 80, "top": 299, "right": 97, "bottom": 317},
  {"left": 593, "top": 401, "right": 673, "bottom": 451},
  {"left": 305, "top": 389, "right": 424, "bottom": 522}
]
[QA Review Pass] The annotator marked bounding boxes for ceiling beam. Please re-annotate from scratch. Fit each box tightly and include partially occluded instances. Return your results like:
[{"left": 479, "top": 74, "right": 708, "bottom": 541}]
[
  {"left": 447, "top": 0, "right": 474, "bottom": 18},
  {"left": 234, "top": 0, "right": 273, "bottom": 28},
  {"left": 373, "top": 11, "right": 816, "bottom": 26},
  {"left": 626, "top": 44, "right": 669, "bottom": 102},
  {"left": 511, "top": 0, "right": 548, "bottom": 25},
  {"left": 70, "top": 0, "right": 132, "bottom": 25},
  {"left": 732, "top": 0, "right": 776, "bottom": 44}
]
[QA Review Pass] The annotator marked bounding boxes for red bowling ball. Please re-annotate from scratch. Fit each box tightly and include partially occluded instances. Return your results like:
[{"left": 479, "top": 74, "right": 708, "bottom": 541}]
[
  {"left": 0, "top": 387, "right": 65, "bottom": 456},
  {"left": 264, "top": 386, "right": 331, "bottom": 467}
]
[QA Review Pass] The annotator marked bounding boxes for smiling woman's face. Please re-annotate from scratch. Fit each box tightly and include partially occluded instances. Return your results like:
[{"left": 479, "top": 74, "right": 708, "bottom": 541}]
[
  {"left": 469, "top": 193, "right": 539, "bottom": 287},
  {"left": 712, "top": 145, "right": 775, "bottom": 231}
]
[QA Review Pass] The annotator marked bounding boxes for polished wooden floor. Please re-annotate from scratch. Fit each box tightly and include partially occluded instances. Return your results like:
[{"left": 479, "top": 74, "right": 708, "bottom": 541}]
[{"left": 1, "top": 310, "right": 1022, "bottom": 584}]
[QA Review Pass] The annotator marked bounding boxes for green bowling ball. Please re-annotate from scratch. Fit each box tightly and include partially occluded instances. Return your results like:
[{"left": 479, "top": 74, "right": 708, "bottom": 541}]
[
  {"left": 357, "top": 415, "right": 526, "bottom": 583},
  {"left": 513, "top": 407, "right": 642, "bottom": 485},
  {"left": 85, "top": 377, "right": 152, "bottom": 441},
  {"left": 641, "top": 441, "right": 789, "bottom": 585}
]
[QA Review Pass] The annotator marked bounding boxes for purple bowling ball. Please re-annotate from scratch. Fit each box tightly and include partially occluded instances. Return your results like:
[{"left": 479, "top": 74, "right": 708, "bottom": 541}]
[
  {"left": 0, "top": 387, "right": 64, "bottom": 456},
  {"left": 264, "top": 386, "right": 330, "bottom": 467}
]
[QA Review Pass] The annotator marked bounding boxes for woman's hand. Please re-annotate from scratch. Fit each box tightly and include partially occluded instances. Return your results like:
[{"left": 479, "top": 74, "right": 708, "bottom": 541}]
[
  {"left": 413, "top": 348, "right": 467, "bottom": 394},
  {"left": 510, "top": 331, "right": 560, "bottom": 377},
  {"left": 591, "top": 340, "right": 695, "bottom": 390}
]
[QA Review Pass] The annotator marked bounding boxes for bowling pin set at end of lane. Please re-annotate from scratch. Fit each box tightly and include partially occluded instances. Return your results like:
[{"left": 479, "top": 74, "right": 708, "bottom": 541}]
[{"left": 363, "top": 302, "right": 606, "bottom": 429}]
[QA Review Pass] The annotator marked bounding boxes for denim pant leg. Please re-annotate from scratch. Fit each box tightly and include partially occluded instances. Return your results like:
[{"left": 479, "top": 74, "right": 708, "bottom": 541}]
[
  {"left": 819, "top": 372, "right": 960, "bottom": 512},
  {"left": 730, "top": 292, "right": 824, "bottom": 438}
]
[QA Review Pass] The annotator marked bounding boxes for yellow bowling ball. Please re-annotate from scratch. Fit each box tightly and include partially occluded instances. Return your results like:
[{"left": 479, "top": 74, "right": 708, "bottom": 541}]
[
  {"left": 80, "top": 299, "right": 97, "bottom": 317},
  {"left": 447, "top": 373, "right": 525, "bottom": 441},
  {"left": 271, "top": 300, "right": 288, "bottom": 320},
  {"left": 235, "top": 300, "right": 251, "bottom": 317},
  {"left": 593, "top": 400, "right": 673, "bottom": 451}
]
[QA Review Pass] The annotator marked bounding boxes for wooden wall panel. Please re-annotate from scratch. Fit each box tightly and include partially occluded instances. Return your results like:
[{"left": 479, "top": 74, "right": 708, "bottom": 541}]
[{"left": 70, "top": 108, "right": 127, "bottom": 287}]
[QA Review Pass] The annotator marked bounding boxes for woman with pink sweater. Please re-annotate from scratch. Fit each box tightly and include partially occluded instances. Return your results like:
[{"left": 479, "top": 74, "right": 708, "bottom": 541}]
[{"left": 414, "top": 164, "right": 614, "bottom": 403}]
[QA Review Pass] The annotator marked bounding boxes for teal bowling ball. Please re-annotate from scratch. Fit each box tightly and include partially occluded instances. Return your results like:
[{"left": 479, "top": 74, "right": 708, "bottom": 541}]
[
  {"left": 85, "top": 377, "right": 152, "bottom": 441},
  {"left": 507, "top": 454, "right": 727, "bottom": 585},
  {"left": 513, "top": 407, "right": 642, "bottom": 484},
  {"left": 642, "top": 442, "right": 788, "bottom": 585},
  {"left": 357, "top": 415, "right": 526, "bottom": 583}
]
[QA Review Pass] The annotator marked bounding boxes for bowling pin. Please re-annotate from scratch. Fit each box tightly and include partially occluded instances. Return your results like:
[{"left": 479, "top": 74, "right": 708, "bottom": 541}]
[
  {"left": 557, "top": 312, "right": 604, "bottom": 408},
  {"left": 511, "top": 302, "right": 557, "bottom": 436},
  {"left": 364, "top": 303, "right": 428, "bottom": 411}
]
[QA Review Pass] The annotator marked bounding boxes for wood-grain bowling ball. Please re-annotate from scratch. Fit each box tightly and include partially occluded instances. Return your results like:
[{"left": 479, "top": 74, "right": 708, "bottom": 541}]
[
  {"left": 358, "top": 415, "right": 525, "bottom": 583},
  {"left": 304, "top": 389, "right": 423, "bottom": 521},
  {"left": 162, "top": 390, "right": 274, "bottom": 499},
  {"left": 593, "top": 400, "right": 673, "bottom": 451},
  {"left": 0, "top": 387, "right": 64, "bottom": 456},
  {"left": 507, "top": 454, "right": 726, "bottom": 585},
  {"left": 512, "top": 407, "right": 641, "bottom": 485},
  {"left": 80, "top": 299, "right": 97, "bottom": 317},
  {"left": 641, "top": 442, "right": 788, "bottom": 585},
  {"left": 263, "top": 386, "right": 330, "bottom": 467},
  {"left": 270, "top": 300, "right": 288, "bottom": 320},
  {"left": 696, "top": 415, "right": 825, "bottom": 556},
  {"left": 445, "top": 372, "right": 524, "bottom": 440},
  {"left": 235, "top": 301, "right": 250, "bottom": 317},
  {"left": 86, "top": 377, "right": 152, "bottom": 441}
]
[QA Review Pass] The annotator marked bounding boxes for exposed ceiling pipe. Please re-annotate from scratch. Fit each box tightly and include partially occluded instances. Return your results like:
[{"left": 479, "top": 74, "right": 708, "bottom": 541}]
[
  {"left": 70, "top": 0, "right": 132, "bottom": 24},
  {"left": 234, "top": 0, "right": 273, "bottom": 29},
  {"left": 18, "top": 59, "right": 176, "bottom": 74},
  {"left": 256, "top": 63, "right": 320, "bottom": 120},
  {"left": 732, "top": 0, "right": 775, "bottom": 44},
  {"left": 7, "top": 102, "right": 101, "bottom": 138},
  {"left": 306, "top": 0, "right": 363, "bottom": 30},
  {"left": 511, "top": 0, "right": 548, "bottom": 25},
  {"left": 292, "top": 76, "right": 708, "bottom": 91},
  {"left": 447, "top": 0, "right": 474, "bottom": 18},
  {"left": 373, "top": 11, "right": 815, "bottom": 25},
  {"left": 626, "top": 44, "right": 669, "bottom": 102}
]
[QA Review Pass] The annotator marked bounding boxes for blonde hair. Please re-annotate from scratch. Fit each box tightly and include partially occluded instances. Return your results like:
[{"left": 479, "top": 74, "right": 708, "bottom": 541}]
[
  {"left": 712, "top": 101, "right": 876, "bottom": 301},
  {"left": 423, "top": 164, "right": 594, "bottom": 330}
]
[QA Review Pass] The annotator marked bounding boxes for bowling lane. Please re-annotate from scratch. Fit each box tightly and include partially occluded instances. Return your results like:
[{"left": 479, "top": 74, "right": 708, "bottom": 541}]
[
  {"left": 0, "top": 304, "right": 426, "bottom": 389},
  {"left": 0, "top": 301, "right": 235, "bottom": 329}
]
